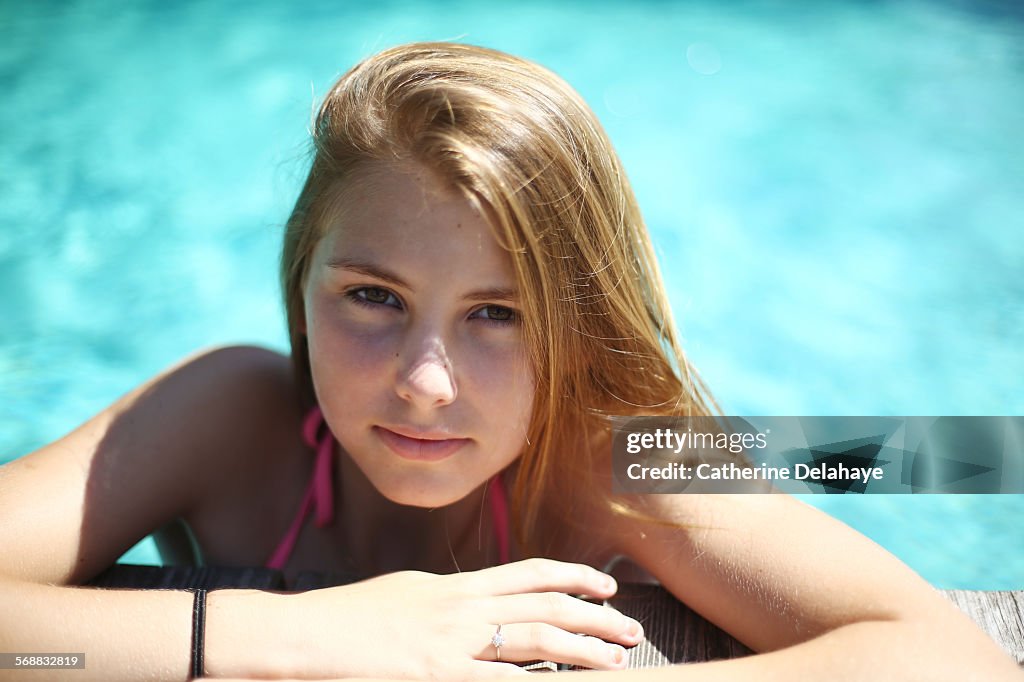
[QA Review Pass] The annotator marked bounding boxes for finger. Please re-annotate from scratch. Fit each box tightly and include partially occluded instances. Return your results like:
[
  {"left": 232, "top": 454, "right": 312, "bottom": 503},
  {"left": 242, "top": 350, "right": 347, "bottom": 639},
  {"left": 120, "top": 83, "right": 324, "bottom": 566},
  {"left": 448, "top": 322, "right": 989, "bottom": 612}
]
[
  {"left": 487, "top": 592, "right": 644, "bottom": 646},
  {"left": 467, "top": 557, "right": 617, "bottom": 599},
  {"left": 476, "top": 622, "right": 629, "bottom": 671}
]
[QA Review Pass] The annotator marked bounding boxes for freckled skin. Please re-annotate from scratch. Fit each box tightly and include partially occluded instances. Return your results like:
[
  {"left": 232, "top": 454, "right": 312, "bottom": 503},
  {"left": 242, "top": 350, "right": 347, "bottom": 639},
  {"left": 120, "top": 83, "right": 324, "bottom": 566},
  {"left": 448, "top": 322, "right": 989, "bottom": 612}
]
[{"left": 302, "top": 162, "right": 535, "bottom": 508}]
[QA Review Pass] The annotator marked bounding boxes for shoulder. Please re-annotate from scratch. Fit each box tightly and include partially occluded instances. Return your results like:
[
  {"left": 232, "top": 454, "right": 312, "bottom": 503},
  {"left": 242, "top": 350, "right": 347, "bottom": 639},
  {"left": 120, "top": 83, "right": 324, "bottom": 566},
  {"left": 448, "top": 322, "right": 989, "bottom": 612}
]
[
  {"left": 162, "top": 344, "right": 293, "bottom": 396},
  {"left": 124, "top": 345, "right": 300, "bottom": 471},
  {"left": 0, "top": 345, "right": 304, "bottom": 584},
  {"left": 147, "top": 345, "right": 304, "bottom": 502},
  {"left": 138, "top": 345, "right": 300, "bottom": 441}
]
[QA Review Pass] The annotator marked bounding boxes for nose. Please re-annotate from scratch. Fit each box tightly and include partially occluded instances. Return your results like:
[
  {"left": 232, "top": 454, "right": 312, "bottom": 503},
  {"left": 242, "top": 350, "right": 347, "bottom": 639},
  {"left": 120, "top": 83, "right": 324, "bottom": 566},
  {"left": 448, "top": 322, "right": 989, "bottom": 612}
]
[{"left": 395, "top": 337, "right": 457, "bottom": 409}]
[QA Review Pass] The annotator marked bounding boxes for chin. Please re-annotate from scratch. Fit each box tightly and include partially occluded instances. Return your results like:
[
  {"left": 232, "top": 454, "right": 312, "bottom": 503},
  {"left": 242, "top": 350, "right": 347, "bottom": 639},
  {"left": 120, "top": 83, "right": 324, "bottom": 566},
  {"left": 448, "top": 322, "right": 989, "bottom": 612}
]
[
  {"left": 379, "top": 484, "right": 469, "bottom": 508},
  {"left": 362, "top": 465, "right": 476, "bottom": 508}
]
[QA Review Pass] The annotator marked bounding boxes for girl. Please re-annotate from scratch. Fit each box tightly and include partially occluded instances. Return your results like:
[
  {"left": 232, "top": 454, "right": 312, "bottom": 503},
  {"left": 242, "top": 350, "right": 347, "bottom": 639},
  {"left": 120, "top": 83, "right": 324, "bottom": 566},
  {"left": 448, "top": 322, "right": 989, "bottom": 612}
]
[{"left": 0, "top": 42, "right": 1017, "bottom": 681}]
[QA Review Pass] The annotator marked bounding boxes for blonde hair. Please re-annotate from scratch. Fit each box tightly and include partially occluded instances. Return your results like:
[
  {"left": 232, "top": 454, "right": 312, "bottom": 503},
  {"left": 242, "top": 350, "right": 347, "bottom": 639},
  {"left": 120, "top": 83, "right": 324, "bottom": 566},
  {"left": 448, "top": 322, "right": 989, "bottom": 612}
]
[{"left": 281, "top": 42, "right": 715, "bottom": 551}]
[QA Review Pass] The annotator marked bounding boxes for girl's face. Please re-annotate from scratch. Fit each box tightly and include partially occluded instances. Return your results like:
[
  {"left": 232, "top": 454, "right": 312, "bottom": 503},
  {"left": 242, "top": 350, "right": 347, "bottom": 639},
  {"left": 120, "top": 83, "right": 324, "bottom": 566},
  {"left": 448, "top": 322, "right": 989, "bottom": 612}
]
[{"left": 303, "top": 162, "right": 535, "bottom": 507}]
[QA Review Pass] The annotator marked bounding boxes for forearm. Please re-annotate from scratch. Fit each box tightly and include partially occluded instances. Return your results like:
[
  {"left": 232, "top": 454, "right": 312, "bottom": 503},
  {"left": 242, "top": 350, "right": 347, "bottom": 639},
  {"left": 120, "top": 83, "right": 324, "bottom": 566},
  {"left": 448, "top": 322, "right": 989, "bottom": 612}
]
[
  {"left": 0, "top": 575, "right": 294, "bottom": 681},
  {"left": 204, "top": 588, "right": 300, "bottom": 679},
  {"left": 203, "top": 619, "right": 1022, "bottom": 682},
  {"left": 0, "top": 575, "right": 193, "bottom": 681},
  {"left": 562, "top": 618, "right": 1021, "bottom": 682}
]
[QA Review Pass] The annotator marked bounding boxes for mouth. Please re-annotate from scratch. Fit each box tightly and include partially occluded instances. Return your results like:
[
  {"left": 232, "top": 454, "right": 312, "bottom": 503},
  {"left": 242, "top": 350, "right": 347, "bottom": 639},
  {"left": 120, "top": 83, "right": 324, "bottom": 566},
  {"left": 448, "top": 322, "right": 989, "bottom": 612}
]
[{"left": 374, "top": 426, "right": 471, "bottom": 462}]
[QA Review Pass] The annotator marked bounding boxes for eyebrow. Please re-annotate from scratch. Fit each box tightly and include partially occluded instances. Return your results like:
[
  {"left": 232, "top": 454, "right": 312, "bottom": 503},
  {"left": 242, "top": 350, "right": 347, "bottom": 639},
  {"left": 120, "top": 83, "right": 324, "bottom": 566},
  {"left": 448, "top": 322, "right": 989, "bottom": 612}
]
[
  {"left": 326, "top": 258, "right": 519, "bottom": 302},
  {"left": 327, "top": 258, "right": 408, "bottom": 288}
]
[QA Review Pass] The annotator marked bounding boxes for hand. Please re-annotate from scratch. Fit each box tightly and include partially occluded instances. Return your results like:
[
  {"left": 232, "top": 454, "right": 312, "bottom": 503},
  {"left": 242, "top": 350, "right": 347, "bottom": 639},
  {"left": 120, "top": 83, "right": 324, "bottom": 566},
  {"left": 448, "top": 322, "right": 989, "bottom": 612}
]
[{"left": 288, "top": 558, "right": 645, "bottom": 680}]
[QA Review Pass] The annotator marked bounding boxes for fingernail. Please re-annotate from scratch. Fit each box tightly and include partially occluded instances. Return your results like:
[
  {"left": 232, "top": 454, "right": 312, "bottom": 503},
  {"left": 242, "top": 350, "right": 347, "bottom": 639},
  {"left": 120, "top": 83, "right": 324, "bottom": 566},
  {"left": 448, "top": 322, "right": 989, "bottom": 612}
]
[
  {"left": 627, "top": 620, "right": 643, "bottom": 639},
  {"left": 603, "top": 575, "right": 616, "bottom": 591},
  {"left": 608, "top": 644, "right": 626, "bottom": 665}
]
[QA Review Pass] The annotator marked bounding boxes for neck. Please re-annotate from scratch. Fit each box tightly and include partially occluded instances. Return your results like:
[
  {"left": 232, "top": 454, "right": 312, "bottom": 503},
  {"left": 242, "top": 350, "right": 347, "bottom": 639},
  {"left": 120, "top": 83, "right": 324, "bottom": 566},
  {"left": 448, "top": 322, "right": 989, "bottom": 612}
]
[{"left": 335, "top": 451, "right": 504, "bottom": 576}]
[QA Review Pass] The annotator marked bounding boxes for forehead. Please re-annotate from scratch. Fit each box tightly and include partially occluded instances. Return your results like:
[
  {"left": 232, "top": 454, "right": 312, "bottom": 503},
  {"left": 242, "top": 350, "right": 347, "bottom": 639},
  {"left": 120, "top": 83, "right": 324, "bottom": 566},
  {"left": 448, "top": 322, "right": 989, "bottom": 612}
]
[{"left": 316, "top": 162, "right": 514, "bottom": 280}]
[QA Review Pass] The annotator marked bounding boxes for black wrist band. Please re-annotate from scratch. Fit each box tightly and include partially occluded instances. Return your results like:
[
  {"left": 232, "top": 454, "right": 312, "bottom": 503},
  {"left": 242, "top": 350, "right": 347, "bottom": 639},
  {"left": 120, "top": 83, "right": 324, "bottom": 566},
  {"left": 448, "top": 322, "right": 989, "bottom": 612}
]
[{"left": 190, "top": 589, "right": 207, "bottom": 679}]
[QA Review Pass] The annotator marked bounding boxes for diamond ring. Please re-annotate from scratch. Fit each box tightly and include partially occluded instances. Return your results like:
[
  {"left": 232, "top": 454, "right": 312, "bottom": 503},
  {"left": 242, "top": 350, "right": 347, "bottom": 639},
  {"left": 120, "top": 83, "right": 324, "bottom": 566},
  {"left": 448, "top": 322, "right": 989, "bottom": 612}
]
[{"left": 491, "top": 624, "right": 505, "bottom": 661}]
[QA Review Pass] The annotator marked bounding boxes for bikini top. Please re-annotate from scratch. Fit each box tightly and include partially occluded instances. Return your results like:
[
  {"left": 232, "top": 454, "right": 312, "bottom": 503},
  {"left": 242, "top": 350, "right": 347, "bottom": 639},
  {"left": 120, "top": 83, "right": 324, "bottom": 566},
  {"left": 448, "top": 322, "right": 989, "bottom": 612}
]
[{"left": 266, "top": 406, "right": 511, "bottom": 571}]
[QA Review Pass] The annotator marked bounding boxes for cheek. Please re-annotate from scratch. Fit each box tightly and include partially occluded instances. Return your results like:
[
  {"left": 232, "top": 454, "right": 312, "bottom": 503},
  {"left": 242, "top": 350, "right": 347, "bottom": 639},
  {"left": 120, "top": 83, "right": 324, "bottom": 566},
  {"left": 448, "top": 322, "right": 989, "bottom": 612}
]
[
  {"left": 464, "top": 342, "right": 535, "bottom": 427},
  {"left": 306, "top": 299, "right": 397, "bottom": 391}
]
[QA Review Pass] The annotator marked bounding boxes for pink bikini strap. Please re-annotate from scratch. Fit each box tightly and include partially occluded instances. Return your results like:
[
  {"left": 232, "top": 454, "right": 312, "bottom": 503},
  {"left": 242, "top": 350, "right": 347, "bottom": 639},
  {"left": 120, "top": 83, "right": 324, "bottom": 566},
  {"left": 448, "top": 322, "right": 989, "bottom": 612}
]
[
  {"left": 488, "top": 472, "right": 511, "bottom": 565},
  {"left": 266, "top": 406, "right": 335, "bottom": 570}
]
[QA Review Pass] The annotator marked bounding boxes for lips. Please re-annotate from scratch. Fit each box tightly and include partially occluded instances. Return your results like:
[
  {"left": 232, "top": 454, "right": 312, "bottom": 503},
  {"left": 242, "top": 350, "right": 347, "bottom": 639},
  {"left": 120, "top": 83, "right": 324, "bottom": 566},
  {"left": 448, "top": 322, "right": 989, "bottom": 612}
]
[{"left": 374, "top": 425, "right": 470, "bottom": 462}]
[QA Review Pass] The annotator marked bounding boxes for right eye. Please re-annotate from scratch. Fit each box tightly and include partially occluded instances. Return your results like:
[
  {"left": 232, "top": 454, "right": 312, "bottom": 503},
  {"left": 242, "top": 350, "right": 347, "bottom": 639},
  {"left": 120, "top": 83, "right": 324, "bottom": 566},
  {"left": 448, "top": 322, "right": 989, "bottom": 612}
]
[{"left": 346, "top": 287, "right": 402, "bottom": 309}]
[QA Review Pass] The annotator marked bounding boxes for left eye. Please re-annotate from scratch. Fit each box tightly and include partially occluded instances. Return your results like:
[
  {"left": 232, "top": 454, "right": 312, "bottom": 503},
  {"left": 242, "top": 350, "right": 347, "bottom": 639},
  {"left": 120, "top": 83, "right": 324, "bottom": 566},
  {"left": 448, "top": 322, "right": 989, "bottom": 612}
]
[{"left": 472, "top": 305, "right": 517, "bottom": 323}]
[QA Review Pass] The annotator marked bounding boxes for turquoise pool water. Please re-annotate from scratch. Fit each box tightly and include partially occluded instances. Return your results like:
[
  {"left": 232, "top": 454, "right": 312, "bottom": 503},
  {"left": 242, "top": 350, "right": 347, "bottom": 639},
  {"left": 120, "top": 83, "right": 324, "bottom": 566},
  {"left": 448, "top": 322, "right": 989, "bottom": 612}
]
[{"left": 1, "top": 1, "right": 1021, "bottom": 588}]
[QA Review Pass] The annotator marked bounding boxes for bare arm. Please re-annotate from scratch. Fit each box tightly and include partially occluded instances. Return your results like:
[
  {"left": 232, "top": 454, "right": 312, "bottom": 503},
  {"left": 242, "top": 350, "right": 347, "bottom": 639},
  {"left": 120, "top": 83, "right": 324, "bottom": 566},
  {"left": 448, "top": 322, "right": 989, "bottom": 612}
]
[
  {"left": 594, "top": 493, "right": 1021, "bottom": 680},
  {"left": 0, "top": 561, "right": 650, "bottom": 680}
]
